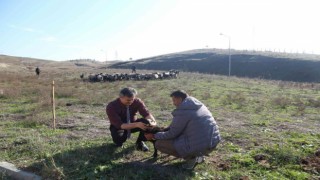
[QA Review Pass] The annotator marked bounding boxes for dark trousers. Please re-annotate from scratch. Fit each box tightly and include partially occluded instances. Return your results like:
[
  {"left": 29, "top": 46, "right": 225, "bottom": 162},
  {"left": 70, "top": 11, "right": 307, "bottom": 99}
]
[{"left": 109, "top": 125, "right": 145, "bottom": 146}]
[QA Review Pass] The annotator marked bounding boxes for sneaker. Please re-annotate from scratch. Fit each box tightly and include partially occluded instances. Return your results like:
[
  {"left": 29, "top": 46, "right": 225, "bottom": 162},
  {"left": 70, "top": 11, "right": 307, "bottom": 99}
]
[
  {"left": 136, "top": 141, "right": 149, "bottom": 152},
  {"left": 182, "top": 156, "right": 205, "bottom": 170}
]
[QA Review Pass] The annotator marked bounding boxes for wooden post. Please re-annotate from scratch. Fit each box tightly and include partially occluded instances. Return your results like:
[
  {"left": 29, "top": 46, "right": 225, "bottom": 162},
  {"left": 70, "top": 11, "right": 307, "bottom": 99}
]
[{"left": 52, "top": 80, "right": 56, "bottom": 130}]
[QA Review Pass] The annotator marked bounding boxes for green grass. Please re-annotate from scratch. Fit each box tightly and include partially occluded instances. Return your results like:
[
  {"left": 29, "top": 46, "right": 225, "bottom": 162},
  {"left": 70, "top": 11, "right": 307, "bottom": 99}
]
[{"left": 0, "top": 69, "right": 319, "bottom": 179}]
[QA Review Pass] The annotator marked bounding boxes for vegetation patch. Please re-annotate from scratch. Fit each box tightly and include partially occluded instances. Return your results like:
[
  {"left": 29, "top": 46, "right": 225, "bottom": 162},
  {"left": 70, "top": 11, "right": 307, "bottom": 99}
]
[{"left": 0, "top": 63, "right": 319, "bottom": 179}]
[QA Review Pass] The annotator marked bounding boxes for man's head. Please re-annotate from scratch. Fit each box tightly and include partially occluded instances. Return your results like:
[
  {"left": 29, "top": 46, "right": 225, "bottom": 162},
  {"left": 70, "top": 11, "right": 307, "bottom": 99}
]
[
  {"left": 119, "top": 87, "right": 137, "bottom": 106},
  {"left": 170, "top": 90, "right": 188, "bottom": 107}
]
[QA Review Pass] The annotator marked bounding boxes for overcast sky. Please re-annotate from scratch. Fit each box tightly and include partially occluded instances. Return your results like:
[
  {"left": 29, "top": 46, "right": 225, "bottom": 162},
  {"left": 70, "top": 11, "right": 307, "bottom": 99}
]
[{"left": 1, "top": 0, "right": 319, "bottom": 61}]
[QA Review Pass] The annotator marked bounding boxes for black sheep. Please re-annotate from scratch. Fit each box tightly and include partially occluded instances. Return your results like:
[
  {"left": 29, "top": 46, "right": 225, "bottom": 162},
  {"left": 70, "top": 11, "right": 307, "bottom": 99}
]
[{"left": 136, "top": 118, "right": 169, "bottom": 158}]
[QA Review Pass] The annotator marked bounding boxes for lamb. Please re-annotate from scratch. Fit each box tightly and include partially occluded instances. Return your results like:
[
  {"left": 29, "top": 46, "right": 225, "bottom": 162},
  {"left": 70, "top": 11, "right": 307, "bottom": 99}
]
[{"left": 136, "top": 118, "right": 169, "bottom": 158}]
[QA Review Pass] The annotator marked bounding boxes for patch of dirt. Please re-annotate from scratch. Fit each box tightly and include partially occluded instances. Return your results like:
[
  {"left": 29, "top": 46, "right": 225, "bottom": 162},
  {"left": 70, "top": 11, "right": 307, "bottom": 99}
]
[
  {"left": 0, "top": 114, "right": 27, "bottom": 121},
  {"left": 216, "top": 111, "right": 250, "bottom": 129},
  {"left": 273, "top": 118, "right": 320, "bottom": 134},
  {"left": 253, "top": 154, "right": 268, "bottom": 161},
  {"left": 0, "top": 63, "right": 9, "bottom": 68},
  {"left": 207, "top": 155, "right": 231, "bottom": 171},
  {"left": 300, "top": 149, "right": 320, "bottom": 175},
  {"left": 254, "top": 154, "right": 271, "bottom": 168},
  {"left": 56, "top": 115, "right": 109, "bottom": 139},
  {"left": 301, "top": 156, "right": 320, "bottom": 174},
  {"left": 239, "top": 176, "right": 250, "bottom": 180},
  {"left": 53, "top": 104, "right": 110, "bottom": 139},
  {"left": 217, "top": 162, "right": 231, "bottom": 171}
]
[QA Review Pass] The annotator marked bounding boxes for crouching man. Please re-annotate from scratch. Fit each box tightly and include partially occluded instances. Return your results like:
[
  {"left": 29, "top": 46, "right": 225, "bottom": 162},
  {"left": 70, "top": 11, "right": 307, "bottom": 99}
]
[
  {"left": 145, "top": 90, "right": 221, "bottom": 169},
  {"left": 106, "top": 87, "right": 156, "bottom": 151}
]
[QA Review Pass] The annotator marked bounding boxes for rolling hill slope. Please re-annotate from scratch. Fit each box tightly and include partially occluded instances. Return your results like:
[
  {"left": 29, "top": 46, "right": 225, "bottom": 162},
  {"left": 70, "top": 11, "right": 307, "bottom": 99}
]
[
  {"left": 110, "top": 49, "right": 320, "bottom": 82},
  {"left": 0, "top": 55, "right": 108, "bottom": 74}
]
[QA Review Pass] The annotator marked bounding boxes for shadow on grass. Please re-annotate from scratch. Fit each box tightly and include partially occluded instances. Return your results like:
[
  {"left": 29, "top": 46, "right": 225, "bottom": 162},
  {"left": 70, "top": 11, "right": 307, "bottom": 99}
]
[{"left": 26, "top": 143, "right": 195, "bottom": 179}]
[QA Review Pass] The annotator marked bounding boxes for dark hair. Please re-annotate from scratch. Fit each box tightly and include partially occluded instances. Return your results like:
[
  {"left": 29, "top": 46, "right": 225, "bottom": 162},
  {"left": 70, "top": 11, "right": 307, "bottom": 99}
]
[
  {"left": 119, "top": 87, "right": 137, "bottom": 97},
  {"left": 170, "top": 90, "right": 188, "bottom": 99}
]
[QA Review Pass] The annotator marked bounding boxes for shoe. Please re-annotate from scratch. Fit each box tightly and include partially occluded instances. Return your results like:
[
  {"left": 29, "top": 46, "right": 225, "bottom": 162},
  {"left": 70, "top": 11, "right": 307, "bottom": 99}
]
[
  {"left": 182, "top": 156, "right": 205, "bottom": 170},
  {"left": 136, "top": 141, "right": 149, "bottom": 152}
]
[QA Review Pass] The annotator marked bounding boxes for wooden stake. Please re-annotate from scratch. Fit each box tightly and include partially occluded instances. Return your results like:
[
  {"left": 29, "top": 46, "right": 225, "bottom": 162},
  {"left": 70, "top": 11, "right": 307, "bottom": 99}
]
[{"left": 52, "top": 80, "right": 56, "bottom": 130}]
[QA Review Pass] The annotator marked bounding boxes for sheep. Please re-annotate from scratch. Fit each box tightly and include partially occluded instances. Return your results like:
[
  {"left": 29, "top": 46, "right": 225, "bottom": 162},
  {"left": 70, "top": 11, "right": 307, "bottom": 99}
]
[
  {"left": 141, "top": 73, "right": 158, "bottom": 80},
  {"left": 128, "top": 73, "right": 140, "bottom": 80},
  {"left": 136, "top": 118, "right": 169, "bottom": 158},
  {"left": 162, "top": 72, "right": 171, "bottom": 79},
  {"left": 96, "top": 74, "right": 103, "bottom": 82},
  {"left": 85, "top": 69, "right": 180, "bottom": 82},
  {"left": 103, "top": 74, "right": 117, "bottom": 82},
  {"left": 88, "top": 73, "right": 97, "bottom": 82}
]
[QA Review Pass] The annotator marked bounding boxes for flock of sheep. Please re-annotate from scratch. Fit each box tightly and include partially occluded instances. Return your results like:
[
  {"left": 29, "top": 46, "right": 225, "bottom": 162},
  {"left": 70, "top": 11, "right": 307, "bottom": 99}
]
[{"left": 83, "top": 70, "right": 180, "bottom": 82}]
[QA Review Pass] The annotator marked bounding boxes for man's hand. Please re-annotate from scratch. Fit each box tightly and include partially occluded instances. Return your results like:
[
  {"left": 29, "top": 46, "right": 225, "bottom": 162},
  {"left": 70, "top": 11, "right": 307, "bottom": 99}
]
[
  {"left": 145, "top": 115, "right": 157, "bottom": 126},
  {"left": 144, "top": 133, "right": 155, "bottom": 141},
  {"left": 135, "top": 122, "right": 148, "bottom": 131},
  {"left": 147, "top": 118, "right": 157, "bottom": 126}
]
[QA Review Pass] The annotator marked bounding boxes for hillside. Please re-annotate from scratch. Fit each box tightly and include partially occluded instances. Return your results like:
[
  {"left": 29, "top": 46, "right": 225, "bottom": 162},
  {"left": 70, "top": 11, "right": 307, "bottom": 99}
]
[
  {"left": 109, "top": 49, "right": 320, "bottom": 83},
  {"left": 0, "top": 54, "right": 319, "bottom": 179},
  {"left": 0, "top": 55, "right": 109, "bottom": 75}
]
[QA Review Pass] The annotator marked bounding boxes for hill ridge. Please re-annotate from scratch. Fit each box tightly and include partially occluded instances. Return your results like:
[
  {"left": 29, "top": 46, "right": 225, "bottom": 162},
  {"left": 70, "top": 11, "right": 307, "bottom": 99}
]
[{"left": 110, "top": 49, "right": 320, "bottom": 83}]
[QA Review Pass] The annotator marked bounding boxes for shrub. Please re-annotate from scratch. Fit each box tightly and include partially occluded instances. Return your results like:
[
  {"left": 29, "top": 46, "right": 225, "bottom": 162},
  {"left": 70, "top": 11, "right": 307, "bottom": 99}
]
[
  {"left": 56, "top": 87, "right": 75, "bottom": 99},
  {"left": 292, "top": 98, "right": 306, "bottom": 116},
  {"left": 0, "top": 87, "right": 22, "bottom": 99},
  {"left": 272, "top": 96, "right": 292, "bottom": 109},
  {"left": 262, "top": 145, "right": 301, "bottom": 166},
  {"left": 229, "top": 153, "right": 255, "bottom": 167},
  {"left": 221, "top": 91, "right": 246, "bottom": 109},
  {"left": 307, "top": 97, "right": 320, "bottom": 108}
]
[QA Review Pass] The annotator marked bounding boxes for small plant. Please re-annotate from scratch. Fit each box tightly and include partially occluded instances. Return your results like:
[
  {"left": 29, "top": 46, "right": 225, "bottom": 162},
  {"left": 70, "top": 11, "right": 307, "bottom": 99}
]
[
  {"left": 271, "top": 96, "right": 291, "bottom": 109},
  {"left": 262, "top": 145, "right": 301, "bottom": 166},
  {"left": 221, "top": 91, "right": 246, "bottom": 109},
  {"left": 56, "top": 87, "right": 75, "bottom": 99},
  {"left": 41, "top": 157, "right": 65, "bottom": 179},
  {"left": 307, "top": 97, "right": 320, "bottom": 108},
  {"left": 229, "top": 153, "right": 255, "bottom": 167},
  {"left": 0, "top": 171, "right": 9, "bottom": 179}
]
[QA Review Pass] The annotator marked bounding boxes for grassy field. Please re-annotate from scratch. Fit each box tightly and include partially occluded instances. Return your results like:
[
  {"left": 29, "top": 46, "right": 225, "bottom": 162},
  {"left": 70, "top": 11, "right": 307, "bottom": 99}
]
[{"left": 0, "top": 59, "right": 320, "bottom": 179}]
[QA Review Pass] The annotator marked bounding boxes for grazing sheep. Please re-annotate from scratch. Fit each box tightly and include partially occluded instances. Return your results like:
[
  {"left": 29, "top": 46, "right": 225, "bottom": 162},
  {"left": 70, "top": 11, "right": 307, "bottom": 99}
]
[
  {"left": 96, "top": 73, "right": 103, "bottom": 82},
  {"left": 141, "top": 73, "right": 157, "bottom": 80},
  {"left": 85, "top": 69, "right": 180, "bottom": 82},
  {"left": 88, "top": 73, "right": 97, "bottom": 82},
  {"left": 162, "top": 72, "right": 171, "bottom": 79},
  {"left": 169, "top": 70, "right": 179, "bottom": 78},
  {"left": 102, "top": 74, "right": 114, "bottom": 82}
]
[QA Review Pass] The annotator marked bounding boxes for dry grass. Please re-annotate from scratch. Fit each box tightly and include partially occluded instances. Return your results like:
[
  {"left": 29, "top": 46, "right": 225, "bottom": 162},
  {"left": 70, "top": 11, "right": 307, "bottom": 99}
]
[{"left": 1, "top": 57, "right": 320, "bottom": 179}]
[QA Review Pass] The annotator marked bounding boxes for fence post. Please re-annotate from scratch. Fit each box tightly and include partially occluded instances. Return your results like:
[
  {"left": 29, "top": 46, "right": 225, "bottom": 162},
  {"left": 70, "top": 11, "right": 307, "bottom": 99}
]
[{"left": 52, "top": 80, "right": 56, "bottom": 130}]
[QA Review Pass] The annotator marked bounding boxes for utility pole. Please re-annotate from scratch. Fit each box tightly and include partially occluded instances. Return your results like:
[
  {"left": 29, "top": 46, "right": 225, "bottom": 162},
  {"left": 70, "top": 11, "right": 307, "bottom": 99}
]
[{"left": 220, "top": 33, "right": 231, "bottom": 76}]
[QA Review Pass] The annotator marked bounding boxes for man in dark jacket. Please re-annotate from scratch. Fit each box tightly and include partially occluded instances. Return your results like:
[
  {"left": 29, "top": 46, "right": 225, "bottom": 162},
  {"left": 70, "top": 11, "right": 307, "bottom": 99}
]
[
  {"left": 106, "top": 87, "right": 156, "bottom": 151},
  {"left": 35, "top": 66, "right": 40, "bottom": 76},
  {"left": 131, "top": 66, "right": 136, "bottom": 73},
  {"left": 145, "top": 90, "right": 221, "bottom": 169}
]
